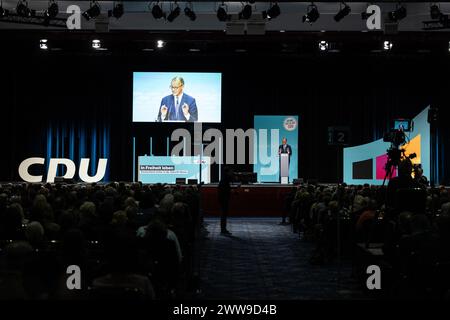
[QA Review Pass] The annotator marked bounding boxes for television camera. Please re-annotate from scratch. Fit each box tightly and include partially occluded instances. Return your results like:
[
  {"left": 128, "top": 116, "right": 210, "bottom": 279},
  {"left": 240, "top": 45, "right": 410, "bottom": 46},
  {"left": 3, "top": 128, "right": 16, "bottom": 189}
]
[{"left": 382, "top": 123, "right": 416, "bottom": 185}]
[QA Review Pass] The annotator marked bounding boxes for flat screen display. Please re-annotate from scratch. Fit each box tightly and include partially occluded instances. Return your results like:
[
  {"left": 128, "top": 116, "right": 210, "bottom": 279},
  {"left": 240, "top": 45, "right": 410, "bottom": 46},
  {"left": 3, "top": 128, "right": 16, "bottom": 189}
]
[
  {"left": 133, "top": 72, "right": 222, "bottom": 123},
  {"left": 394, "top": 119, "right": 412, "bottom": 132}
]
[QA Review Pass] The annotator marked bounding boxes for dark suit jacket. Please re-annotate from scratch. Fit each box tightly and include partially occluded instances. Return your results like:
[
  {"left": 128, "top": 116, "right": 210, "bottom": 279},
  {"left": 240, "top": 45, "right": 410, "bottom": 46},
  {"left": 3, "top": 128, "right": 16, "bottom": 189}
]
[
  {"left": 278, "top": 144, "right": 292, "bottom": 157},
  {"left": 157, "top": 93, "right": 198, "bottom": 122}
]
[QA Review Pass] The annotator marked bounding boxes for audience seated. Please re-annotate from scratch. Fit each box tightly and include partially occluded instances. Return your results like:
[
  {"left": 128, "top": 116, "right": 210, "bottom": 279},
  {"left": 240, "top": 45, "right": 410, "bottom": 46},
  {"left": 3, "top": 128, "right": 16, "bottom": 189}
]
[{"left": 0, "top": 181, "right": 202, "bottom": 300}]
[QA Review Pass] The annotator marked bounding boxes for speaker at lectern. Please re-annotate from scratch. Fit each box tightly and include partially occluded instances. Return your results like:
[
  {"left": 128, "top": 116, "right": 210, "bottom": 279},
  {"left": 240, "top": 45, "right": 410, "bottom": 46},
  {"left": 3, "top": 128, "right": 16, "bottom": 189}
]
[
  {"left": 280, "top": 153, "right": 289, "bottom": 184},
  {"left": 278, "top": 137, "right": 292, "bottom": 184}
]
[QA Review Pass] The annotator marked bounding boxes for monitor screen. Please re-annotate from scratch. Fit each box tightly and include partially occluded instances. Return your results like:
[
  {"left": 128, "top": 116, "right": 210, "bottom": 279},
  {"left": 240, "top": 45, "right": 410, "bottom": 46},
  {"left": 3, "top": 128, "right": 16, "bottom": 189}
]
[
  {"left": 394, "top": 119, "right": 412, "bottom": 132},
  {"left": 133, "top": 72, "right": 222, "bottom": 123}
]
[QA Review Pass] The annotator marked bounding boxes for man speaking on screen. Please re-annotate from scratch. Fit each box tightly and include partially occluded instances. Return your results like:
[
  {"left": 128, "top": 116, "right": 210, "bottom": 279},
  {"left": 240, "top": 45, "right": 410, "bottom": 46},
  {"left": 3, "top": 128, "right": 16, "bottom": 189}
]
[{"left": 157, "top": 76, "right": 198, "bottom": 122}]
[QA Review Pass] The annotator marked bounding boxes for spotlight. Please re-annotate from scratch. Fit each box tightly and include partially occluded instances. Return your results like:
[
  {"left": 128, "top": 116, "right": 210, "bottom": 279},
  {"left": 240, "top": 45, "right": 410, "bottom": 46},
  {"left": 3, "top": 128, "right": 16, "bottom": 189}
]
[
  {"left": 82, "top": 1, "right": 101, "bottom": 21},
  {"left": 239, "top": 3, "right": 252, "bottom": 20},
  {"left": 167, "top": 3, "right": 180, "bottom": 22},
  {"left": 44, "top": 0, "right": 58, "bottom": 18},
  {"left": 157, "top": 40, "right": 165, "bottom": 48},
  {"left": 383, "top": 41, "right": 393, "bottom": 51},
  {"left": 430, "top": 4, "right": 442, "bottom": 20},
  {"left": 217, "top": 3, "right": 230, "bottom": 22},
  {"left": 16, "top": 0, "right": 34, "bottom": 17},
  {"left": 40, "top": 39, "right": 48, "bottom": 50},
  {"left": 108, "top": 2, "right": 124, "bottom": 19},
  {"left": 184, "top": 2, "right": 196, "bottom": 21},
  {"left": 151, "top": 2, "right": 165, "bottom": 19},
  {"left": 303, "top": 4, "right": 320, "bottom": 24},
  {"left": 448, "top": 41, "right": 450, "bottom": 52},
  {"left": 318, "top": 40, "right": 328, "bottom": 52},
  {"left": 389, "top": 4, "right": 407, "bottom": 22},
  {"left": 262, "top": 2, "right": 280, "bottom": 20},
  {"left": 334, "top": 2, "right": 351, "bottom": 22},
  {"left": 92, "top": 39, "right": 101, "bottom": 49}
]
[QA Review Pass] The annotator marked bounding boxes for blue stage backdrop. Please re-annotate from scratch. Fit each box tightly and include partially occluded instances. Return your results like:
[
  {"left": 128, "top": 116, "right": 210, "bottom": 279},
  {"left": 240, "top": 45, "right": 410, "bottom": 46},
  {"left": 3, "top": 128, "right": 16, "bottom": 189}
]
[
  {"left": 253, "top": 116, "right": 299, "bottom": 183},
  {"left": 46, "top": 120, "right": 110, "bottom": 181}
]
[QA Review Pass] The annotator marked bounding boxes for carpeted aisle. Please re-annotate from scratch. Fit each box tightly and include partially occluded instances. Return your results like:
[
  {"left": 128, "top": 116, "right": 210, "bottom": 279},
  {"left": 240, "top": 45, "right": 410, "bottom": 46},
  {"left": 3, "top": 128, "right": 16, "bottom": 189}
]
[{"left": 195, "top": 217, "right": 366, "bottom": 300}]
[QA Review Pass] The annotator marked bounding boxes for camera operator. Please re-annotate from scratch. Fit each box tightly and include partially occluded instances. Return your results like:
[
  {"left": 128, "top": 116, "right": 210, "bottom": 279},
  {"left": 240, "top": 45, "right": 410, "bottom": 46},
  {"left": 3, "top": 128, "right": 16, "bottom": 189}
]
[
  {"left": 386, "top": 158, "right": 420, "bottom": 209},
  {"left": 413, "top": 164, "right": 429, "bottom": 189}
]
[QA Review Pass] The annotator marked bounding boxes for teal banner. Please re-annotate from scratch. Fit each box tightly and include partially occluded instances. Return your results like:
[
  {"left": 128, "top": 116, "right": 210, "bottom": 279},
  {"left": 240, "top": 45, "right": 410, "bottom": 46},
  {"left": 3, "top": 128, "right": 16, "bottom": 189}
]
[
  {"left": 253, "top": 116, "right": 299, "bottom": 183},
  {"left": 138, "top": 156, "right": 211, "bottom": 184}
]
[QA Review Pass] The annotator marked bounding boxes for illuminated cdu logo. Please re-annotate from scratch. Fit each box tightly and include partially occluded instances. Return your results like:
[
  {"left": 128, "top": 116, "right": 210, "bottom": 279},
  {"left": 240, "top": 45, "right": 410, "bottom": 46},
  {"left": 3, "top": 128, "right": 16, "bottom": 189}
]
[{"left": 18, "top": 158, "right": 108, "bottom": 183}]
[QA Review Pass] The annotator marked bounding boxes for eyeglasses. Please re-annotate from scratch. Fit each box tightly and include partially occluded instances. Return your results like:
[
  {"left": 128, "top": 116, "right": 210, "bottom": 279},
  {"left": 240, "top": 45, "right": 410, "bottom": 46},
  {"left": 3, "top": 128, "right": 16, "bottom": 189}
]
[{"left": 170, "top": 85, "right": 182, "bottom": 90}]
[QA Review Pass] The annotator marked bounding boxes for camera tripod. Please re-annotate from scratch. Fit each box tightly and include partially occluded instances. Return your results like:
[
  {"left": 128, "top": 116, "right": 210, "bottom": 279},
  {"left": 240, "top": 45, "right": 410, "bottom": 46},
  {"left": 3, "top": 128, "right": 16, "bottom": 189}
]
[{"left": 382, "top": 147, "right": 404, "bottom": 187}]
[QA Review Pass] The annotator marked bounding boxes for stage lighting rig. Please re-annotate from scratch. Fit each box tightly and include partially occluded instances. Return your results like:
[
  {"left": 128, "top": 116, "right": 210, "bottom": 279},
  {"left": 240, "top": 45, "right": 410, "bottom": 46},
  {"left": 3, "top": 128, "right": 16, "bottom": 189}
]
[
  {"left": 1, "top": 0, "right": 66, "bottom": 27},
  {"left": 44, "top": 0, "right": 58, "bottom": 18},
  {"left": 184, "top": 2, "right": 196, "bottom": 21},
  {"left": 422, "top": 13, "right": 450, "bottom": 30},
  {"left": 334, "top": 2, "right": 350, "bottom": 22},
  {"left": 150, "top": 1, "right": 165, "bottom": 19},
  {"left": 303, "top": 3, "right": 320, "bottom": 24},
  {"left": 167, "top": 2, "right": 180, "bottom": 22},
  {"left": 239, "top": 3, "right": 252, "bottom": 20},
  {"left": 216, "top": 2, "right": 230, "bottom": 22},
  {"left": 16, "top": 0, "right": 35, "bottom": 18},
  {"left": 82, "top": 1, "right": 101, "bottom": 21},
  {"left": 108, "top": 1, "right": 124, "bottom": 19},
  {"left": 262, "top": 2, "right": 280, "bottom": 21},
  {"left": 389, "top": 3, "right": 407, "bottom": 22},
  {"left": 430, "top": 4, "right": 442, "bottom": 20}
]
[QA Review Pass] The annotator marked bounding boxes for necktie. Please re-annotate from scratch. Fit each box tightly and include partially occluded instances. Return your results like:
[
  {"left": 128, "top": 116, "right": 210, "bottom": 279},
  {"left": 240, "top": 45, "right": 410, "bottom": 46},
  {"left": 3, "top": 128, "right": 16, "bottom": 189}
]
[{"left": 175, "top": 97, "right": 179, "bottom": 119}]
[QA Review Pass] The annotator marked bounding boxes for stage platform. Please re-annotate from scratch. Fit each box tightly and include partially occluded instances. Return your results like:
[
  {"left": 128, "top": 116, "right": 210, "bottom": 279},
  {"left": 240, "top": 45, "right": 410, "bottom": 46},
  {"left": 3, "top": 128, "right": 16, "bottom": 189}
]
[{"left": 199, "top": 183, "right": 295, "bottom": 217}]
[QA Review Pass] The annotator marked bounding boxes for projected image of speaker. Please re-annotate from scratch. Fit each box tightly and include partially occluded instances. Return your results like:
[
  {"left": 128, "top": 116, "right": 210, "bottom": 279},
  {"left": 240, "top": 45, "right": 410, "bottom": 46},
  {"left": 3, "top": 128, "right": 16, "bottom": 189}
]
[
  {"left": 133, "top": 72, "right": 222, "bottom": 123},
  {"left": 176, "top": 178, "right": 186, "bottom": 185}
]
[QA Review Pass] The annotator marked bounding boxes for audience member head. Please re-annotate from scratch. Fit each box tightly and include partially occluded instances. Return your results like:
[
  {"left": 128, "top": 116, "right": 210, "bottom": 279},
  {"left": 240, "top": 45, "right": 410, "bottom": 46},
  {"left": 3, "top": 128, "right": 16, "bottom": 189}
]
[
  {"left": 4, "top": 203, "right": 25, "bottom": 231},
  {"left": 159, "top": 194, "right": 175, "bottom": 213},
  {"left": 24, "top": 221, "right": 45, "bottom": 247},
  {"left": 111, "top": 210, "right": 128, "bottom": 226},
  {"left": 79, "top": 201, "right": 97, "bottom": 224},
  {"left": 441, "top": 202, "right": 450, "bottom": 216},
  {"left": 124, "top": 196, "right": 138, "bottom": 209},
  {"left": 410, "top": 214, "right": 430, "bottom": 234},
  {"left": 398, "top": 211, "right": 413, "bottom": 235}
]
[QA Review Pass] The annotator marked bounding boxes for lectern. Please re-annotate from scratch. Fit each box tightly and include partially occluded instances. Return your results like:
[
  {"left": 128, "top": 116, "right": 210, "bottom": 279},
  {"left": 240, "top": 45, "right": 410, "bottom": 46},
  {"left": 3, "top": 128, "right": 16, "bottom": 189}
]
[{"left": 280, "top": 153, "right": 289, "bottom": 184}]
